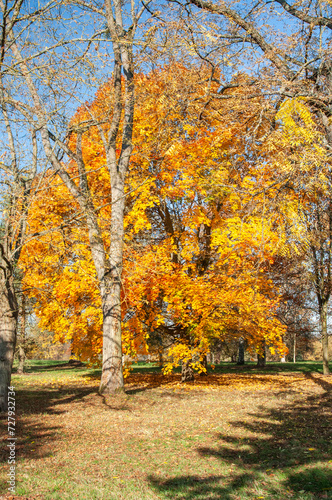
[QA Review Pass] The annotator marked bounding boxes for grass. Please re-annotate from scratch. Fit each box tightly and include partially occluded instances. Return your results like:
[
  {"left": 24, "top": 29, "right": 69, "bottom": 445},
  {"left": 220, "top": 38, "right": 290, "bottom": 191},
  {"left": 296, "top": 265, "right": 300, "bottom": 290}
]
[{"left": 0, "top": 360, "right": 331, "bottom": 499}]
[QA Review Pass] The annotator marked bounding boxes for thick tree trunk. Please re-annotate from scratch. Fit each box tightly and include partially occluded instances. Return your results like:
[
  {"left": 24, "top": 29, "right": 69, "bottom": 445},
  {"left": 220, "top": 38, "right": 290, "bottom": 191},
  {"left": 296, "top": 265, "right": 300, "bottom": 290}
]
[
  {"left": 319, "top": 300, "right": 330, "bottom": 375},
  {"left": 99, "top": 288, "right": 124, "bottom": 393},
  {"left": 99, "top": 183, "right": 125, "bottom": 394},
  {"left": 257, "top": 341, "right": 266, "bottom": 368},
  {"left": 0, "top": 276, "right": 18, "bottom": 412},
  {"left": 181, "top": 359, "right": 194, "bottom": 382},
  {"left": 237, "top": 338, "right": 245, "bottom": 365}
]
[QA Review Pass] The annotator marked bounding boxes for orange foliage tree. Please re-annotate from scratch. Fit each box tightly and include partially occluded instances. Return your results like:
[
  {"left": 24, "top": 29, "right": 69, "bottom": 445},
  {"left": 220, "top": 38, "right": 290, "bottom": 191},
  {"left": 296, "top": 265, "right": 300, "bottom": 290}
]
[{"left": 20, "top": 64, "right": 287, "bottom": 379}]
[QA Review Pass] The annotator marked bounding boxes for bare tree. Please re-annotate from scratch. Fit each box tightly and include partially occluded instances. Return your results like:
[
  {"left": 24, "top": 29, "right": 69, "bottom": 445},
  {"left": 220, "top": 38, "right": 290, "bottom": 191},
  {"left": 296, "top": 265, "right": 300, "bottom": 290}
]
[{"left": 0, "top": 0, "right": 39, "bottom": 409}]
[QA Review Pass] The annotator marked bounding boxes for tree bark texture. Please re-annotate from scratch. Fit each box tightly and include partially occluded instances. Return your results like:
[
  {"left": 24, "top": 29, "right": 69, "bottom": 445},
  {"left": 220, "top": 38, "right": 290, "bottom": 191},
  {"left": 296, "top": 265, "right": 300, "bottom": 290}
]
[
  {"left": 99, "top": 192, "right": 125, "bottom": 393},
  {"left": 17, "top": 345, "right": 25, "bottom": 375},
  {"left": 181, "top": 359, "right": 195, "bottom": 382},
  {"left": 17, "top": 293, "right": 26, "bottom": 375},
  {"left": 237, "top": 338, "right": 245, "bottom": 365},
  {"left": 257, "top": 341, "right": 266, "bottom": 368},
  {"left": 0, "top": 272, "right": 18, "bottom": 412}
]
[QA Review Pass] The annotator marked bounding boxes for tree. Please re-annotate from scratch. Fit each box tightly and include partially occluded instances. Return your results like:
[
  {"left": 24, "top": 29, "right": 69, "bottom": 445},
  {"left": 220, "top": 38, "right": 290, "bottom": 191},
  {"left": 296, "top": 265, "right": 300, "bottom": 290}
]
[
  {"left": 178, "top": 0, "right": 332, "bottom": 374},
  {"left": 20, "top": 63, "right": 288, "bottom": 380},
  {"left": 0, "top": 0, "right": 45, "bottom": 409},
  {"left": 0, "top": 0, "right": 112, "bottom": 410},
  {"left": 265, "top": 96, "right": 332, "bottom": 372},
  {"left": 2, "top": 0, "right": 157, "bottom": 395}
]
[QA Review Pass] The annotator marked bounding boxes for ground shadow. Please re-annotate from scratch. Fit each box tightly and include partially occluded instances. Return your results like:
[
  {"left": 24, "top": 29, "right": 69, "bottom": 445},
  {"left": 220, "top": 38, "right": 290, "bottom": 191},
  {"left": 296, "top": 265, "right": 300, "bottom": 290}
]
[
  {"left": 13, "top": 360, "right": 86, "bottom": 374},
  {"left": 149, "top": 378, "right": 332, "bottom": 499},
  {"left": 148, "top": 473, "right": 253, "bottom": 500},
  {"left": 0, "top": 382, "right": 133, "bottom": 466}
]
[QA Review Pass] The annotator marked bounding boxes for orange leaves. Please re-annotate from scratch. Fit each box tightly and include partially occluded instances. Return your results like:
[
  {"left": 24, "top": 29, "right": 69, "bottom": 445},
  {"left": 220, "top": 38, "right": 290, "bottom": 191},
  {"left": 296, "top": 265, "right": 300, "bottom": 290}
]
[{"left": 19, "top": 62, "right": 288, "bottom": 369}]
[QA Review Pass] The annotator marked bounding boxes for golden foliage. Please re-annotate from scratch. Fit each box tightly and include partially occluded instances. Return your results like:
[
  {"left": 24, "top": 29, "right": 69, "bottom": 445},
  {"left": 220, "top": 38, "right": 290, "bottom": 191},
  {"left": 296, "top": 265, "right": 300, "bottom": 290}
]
[{"left": 20, "top": 64, "right": 291, "bottom": 371}]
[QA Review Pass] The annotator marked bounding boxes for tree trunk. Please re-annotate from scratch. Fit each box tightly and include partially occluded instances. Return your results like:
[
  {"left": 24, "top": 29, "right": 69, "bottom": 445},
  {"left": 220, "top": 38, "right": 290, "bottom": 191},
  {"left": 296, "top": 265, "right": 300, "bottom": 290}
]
[
  {"left": 158, "top": 347, "right": 163, "bottom": 367},
  {"left": 99, "top": 288, "right": 124, "bottom": 393},
  {"left": 99, "top": 183, "right": 126, "bottom": 394},
  {"left": 0, "top": 275, "right": 18, "bottom": 412},
  {"left": 319, "top": 300, "right": 330, "bottom": 375},
  {"left": 280, "top": 337, "right": 286, "bottom": 362},
  {"left": 257, "top": 341, "right": 266, "bottom": 368},
  {"left": 17, "top": 344, "right": 25, "bottom": 375},
  {"left": 293, "top": 332, "right": 296, "bottom": 363},
  {"left": 99, "top": 275, "right": 124, "bottom": 393},
  {"left": 237, "top": 337, "right": 245, "bottom": 365},
  {"left": 199, "top": 355, "right": 208, "bottom": 376},
  {"left": 17, "top": 293, "right": 26, "bottom": 375},
  {"left": 181, "top": 359, "right": 194, "bottom": 382}
]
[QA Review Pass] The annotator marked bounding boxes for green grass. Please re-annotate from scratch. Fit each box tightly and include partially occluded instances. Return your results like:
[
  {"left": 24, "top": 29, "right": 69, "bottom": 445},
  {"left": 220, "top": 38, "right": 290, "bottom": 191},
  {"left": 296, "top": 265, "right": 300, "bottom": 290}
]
[
  {"left": 1, "top": 360, "right": 331, "bottom": 499},
  {"left": 210, "top": 361, "right": 331, "bottom": 375}
]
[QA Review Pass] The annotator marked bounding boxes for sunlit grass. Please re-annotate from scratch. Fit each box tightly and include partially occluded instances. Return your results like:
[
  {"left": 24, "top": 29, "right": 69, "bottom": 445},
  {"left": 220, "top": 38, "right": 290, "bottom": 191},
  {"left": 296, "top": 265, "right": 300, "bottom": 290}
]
[{"left": 1, "top": 361, "right": 331, "bottom": 499}]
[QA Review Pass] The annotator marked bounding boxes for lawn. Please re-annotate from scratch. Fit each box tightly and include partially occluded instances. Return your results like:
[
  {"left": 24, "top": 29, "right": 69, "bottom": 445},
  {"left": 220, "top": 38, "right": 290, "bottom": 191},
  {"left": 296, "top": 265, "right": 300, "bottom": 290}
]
[{"left": 0, "top": 361, "right": 331, "bottom": 499}]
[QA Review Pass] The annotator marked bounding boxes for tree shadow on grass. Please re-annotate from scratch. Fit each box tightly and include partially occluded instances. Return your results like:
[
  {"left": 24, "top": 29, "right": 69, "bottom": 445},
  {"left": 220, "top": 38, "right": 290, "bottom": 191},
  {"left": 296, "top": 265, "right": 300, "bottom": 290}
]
[
  {"left": 149, "top": 378, "right": 332, "bottom": 499},
  {"left": 13, "top": 360, "right": 87, "bottom": 374},
  {"left": 0, "top": 385, "right": 97, "bottom": 466},
  {"left": 148, "top": 473, "right": 253, "bottom": 500},
  {"left": 0, "top": 382, "right": 133, "bottom": 467}
]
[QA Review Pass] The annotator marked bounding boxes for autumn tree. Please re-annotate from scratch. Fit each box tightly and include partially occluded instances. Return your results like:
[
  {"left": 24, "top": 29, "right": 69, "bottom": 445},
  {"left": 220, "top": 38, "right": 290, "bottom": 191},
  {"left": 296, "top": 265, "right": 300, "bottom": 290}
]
[
  {"left": 0, "top": 0, "right": 116, "bottom": 410},
  {"left": 21, "top": 64, "right": 288, "bottom": 381},
  {"left": 0, "top": 0, "right": 165, "bottom": 398},
  {"left": 173, "top": 0, "right": 332, "bottom": 374}
]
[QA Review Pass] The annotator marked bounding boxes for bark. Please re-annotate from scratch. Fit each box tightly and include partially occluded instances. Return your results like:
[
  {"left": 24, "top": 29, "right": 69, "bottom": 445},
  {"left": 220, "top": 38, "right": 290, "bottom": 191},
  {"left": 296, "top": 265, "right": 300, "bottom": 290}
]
[
  {"left": 257, "top": 341, "right": 266, "bottom": 368},
  {"left": 98, "top": 2, "right": 135, "bottom": 394},
  {"left": 17, "top": 345, "right": 25, "bottom": 375},
  {"left": 199, "top": 355, "right": 208, "bottom": 376},
  {"left": 280, "top": 337, "right": 286, "bottom": 362},
  {"left": 99, "top": 193, "right": 126, "bottom": 393},
  {"left": 181, "top": 359, "right": 194, "bottom": 382},
  {"left": 237, "top": 338, "right": 245, "bottom": 365},
  {"left": 158, "top": 348, "right": 163, "bottom": 367},
  {"left": 319, "top": 300, "right": 330, "bottom": 375},
  {"left": 0, "top": 272, "right": 18, "bottom": 412},
  {"left": 17, "top": 292, "right": 26, "bottom": 375}
]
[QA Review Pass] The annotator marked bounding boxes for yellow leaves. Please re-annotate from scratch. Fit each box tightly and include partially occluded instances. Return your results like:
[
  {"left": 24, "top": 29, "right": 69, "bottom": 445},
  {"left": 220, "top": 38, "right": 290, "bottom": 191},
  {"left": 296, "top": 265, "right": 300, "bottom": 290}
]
[
  {"left": 164, "top": 142, "right": 181, "bottom": 157},
  {"left": 20, "top": 63, "right": 290, "bottom": 369},
  {"left": 276, "top": 97, "right": 323, "bottom": 148}
]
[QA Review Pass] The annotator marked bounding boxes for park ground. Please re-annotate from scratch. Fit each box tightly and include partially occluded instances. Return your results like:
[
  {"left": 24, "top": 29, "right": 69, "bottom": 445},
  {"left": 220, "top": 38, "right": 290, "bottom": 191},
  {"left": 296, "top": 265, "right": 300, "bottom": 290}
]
[{"left": 0, "top": 361, "right": 331, "bottom": 500}]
